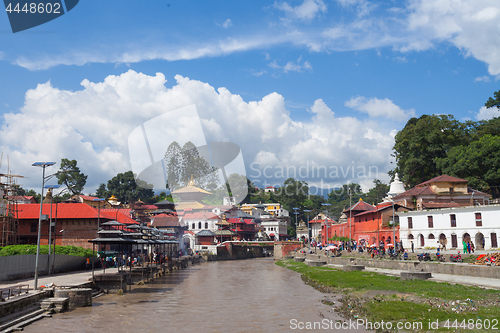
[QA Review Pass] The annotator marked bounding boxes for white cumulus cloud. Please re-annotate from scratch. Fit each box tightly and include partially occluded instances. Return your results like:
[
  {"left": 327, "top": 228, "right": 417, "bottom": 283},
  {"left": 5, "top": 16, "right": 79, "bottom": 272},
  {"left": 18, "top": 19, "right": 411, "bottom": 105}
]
[
  {"left": 475, "top": 106, "right": 499, "bottom": 120},
  {"left": 345, "top": 96, "right": 416, "bottom": 122},
  {"left": 275, "top": 0, "right": 327, "bottom": 20},
  {"left": 0, "top": 71, "right": 396, "bottom": 193}
]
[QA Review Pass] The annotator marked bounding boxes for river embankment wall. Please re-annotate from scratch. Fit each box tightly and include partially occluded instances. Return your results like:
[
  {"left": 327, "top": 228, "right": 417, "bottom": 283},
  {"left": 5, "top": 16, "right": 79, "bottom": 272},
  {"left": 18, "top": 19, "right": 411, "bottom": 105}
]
[
  {"left": 300, "top": 253, "right": 500, "bottom": 279},
  {"left": 0, "top": 255, "right": 86, "bottom": 281}
]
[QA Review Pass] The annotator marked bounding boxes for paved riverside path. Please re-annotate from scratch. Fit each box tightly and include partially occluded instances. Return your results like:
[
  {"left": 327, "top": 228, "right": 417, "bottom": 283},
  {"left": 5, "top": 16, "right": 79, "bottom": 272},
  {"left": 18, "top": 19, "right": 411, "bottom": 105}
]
[{"left": 0, "top": 267, "right": 119, "bottom": 291}]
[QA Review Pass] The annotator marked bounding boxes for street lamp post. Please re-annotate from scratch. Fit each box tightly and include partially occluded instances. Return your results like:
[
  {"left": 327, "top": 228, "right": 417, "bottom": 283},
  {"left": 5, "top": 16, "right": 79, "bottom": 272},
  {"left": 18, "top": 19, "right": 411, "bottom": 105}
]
[
  {"left": 348, "top": 188, "right": 352, "bottom": 242},
  {"left": 93, "top": 198, "right": 105, "bottom": 233},
  {"left": 389, "top": 193, "right": 396, "bottom": 249},
  {"left": 32, "top": 162, "right": 56, "bottom": 290},
  {"left": 293, "top": 208, "right": 299, "bottom": 227},
  {"left": 43, "top": 184, "right": 61, "bottom": 275},
  {"left": 321, "top": 203, "right": 331, "bottom": 243}
]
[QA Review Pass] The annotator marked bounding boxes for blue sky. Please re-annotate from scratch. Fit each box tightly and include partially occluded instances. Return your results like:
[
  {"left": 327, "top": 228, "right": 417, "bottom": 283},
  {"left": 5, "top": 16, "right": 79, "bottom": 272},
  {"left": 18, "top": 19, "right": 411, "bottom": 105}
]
[{"left": 1, "top": 0, "right": 499, "bottom": 195}]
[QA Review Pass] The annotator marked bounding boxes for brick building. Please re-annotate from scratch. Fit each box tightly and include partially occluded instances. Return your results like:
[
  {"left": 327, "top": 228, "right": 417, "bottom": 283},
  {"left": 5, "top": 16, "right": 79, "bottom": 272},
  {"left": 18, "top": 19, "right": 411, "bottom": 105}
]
[{"left": 15, "top": 203, "right": 138, "bottom": 249}]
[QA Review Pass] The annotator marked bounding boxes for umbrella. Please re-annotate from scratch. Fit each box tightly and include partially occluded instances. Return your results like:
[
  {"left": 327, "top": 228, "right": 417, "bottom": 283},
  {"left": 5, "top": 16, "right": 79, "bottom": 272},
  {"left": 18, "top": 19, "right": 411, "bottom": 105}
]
[
  {"left": 386, "top": 243, "right": 394, "bottom": 247},
  {"left": 326, "top": 245, "right": 338, "bottom": 250},
  {"left": 370, "top": 244, "right": 377, "bottom": 247}
]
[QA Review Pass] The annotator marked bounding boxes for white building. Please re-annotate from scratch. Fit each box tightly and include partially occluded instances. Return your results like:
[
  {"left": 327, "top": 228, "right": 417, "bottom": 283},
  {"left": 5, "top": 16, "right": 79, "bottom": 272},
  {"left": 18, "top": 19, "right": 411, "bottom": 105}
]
[
  {"left": 260, "top": 219, "right": 287, "bottom": 241},
  {"left": 308, "top": 213, "right": 333, "bottom": 241},
  {"left": 399, "top": 204, "right": 500, "bottom": 250}
]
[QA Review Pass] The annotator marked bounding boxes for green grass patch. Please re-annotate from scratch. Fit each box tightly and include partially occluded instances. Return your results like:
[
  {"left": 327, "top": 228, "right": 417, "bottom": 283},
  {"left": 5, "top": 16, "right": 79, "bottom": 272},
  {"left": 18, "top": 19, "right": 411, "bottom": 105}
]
[
  {"left": 0, "top": 244, "right": 95, "bottom": 257},
  {"left": 277, "top": 259, "right": 500, "bottom": 330}
]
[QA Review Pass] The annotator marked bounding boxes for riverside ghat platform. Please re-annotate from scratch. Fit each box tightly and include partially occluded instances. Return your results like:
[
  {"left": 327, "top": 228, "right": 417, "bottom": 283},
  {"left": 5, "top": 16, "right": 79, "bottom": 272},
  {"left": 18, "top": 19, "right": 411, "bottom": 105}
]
[{"left": 291, "top": 249, "right": 500, "bottom": 290}]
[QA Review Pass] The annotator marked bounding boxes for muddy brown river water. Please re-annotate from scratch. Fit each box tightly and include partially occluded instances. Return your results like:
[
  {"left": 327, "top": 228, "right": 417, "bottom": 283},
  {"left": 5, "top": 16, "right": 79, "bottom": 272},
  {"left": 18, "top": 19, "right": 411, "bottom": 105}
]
[{"left": 24, "top": 258, "right": 369, "bottom": 333}]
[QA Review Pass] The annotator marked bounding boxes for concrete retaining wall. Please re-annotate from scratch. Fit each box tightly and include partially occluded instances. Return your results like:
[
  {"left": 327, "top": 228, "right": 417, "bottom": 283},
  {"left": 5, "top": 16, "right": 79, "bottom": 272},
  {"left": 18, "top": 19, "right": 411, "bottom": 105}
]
[
  {"left": 54, "top": 288, "right": 92, "bottom": 309},
  {"left": 0, "top": 255, "right": 86, "bottom": 281},
  {"left": 325, "top": 256, "right": 500, "bottom": 279},
  {"left": 0, "top": 290, "right": 51, "bottom": 321},
  {"left": 274, "top": 242, "right": 303, "bottom": 260}
]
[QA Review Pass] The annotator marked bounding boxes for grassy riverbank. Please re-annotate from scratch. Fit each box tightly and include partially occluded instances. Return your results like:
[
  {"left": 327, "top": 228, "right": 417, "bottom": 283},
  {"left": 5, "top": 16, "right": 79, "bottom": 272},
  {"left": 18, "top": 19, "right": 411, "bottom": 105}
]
[{"left": 277, "top": 260, "right": 500, "bottom": 332}]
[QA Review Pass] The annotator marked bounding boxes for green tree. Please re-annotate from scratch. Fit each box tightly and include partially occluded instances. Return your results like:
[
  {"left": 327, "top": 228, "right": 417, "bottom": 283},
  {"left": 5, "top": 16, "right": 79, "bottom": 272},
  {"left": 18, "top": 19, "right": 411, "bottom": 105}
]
[
  {"left": 95, "top": 183, "right": 108, "bottom": 199},
  {"left": 485, "top": 89, "right": 500, "bottom": 110},
  {"left": 25, "top": 189, "right": 40, "bottom": 203},
  {"left": 392, "top": 114, "right": 472, "bottom": 187},
  {"left": 436, "top": 134, "right": 500, "bottom": 198},
  {"left": 327, "top": 183, "right": 364, "bottom": 220},
  {"left": 56, "top": 158, "right": 88, "bottom": 195},
  {"left": 275, "top": 178, "right": 309, "bottom": 213},
  {"left": 365, "top": 179, "right": 390, "bottom": 204},
  {"left": 105, "top": 171, "right": 154, "bottom": 203}
]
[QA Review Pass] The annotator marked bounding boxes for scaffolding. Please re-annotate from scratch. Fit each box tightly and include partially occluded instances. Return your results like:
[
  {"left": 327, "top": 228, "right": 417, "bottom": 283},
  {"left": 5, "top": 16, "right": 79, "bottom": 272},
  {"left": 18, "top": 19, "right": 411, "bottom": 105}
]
[{"left": 0, "top": 159, "right": 25, "bottom": 247}]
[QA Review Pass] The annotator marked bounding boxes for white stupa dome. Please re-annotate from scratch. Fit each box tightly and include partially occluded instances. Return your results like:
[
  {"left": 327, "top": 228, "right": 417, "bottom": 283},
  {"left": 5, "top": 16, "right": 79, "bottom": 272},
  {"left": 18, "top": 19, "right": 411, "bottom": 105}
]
[{"left": 388, "top": 173, "right": 405, "bottom": 195}]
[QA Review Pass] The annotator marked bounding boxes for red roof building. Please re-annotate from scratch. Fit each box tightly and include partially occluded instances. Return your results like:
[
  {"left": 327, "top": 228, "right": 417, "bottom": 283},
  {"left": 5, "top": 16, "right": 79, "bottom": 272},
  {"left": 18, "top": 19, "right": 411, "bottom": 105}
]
[
  {"left": 393, "top": 174, "right": 490, "bottom": 210},
  {"left": 321, "top": 199, "right": 410, "bottom": 246},
  {"left": 15, "top": 203, "right": 128, "bottom": 249}
]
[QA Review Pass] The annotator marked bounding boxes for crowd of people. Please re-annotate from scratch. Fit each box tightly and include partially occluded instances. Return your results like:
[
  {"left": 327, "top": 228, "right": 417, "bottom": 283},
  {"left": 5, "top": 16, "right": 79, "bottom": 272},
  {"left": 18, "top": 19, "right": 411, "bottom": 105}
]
[{"left": 90, "top": 250, "right": 183, "bottom": 270}]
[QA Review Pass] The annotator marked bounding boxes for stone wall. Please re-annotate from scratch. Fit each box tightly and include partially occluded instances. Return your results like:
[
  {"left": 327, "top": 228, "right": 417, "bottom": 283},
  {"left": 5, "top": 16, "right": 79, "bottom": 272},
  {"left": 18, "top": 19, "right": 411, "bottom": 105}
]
[
  {"left": 274, "top": 241, "right": 303, "bottom": 260},
  {"left": 325, "top": 256, "right": 500, "bottom": 279}
]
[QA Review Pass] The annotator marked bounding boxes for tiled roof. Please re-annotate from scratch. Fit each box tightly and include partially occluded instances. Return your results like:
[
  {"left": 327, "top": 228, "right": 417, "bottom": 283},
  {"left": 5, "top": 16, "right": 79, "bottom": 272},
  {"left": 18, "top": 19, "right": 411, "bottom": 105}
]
[
  {"left": 394, "top": 186, "right": 436, "bottom": 198},
  {"left": 99, "top": 208, "right": 139, "bottom": 225},
  {"left": 171, "top": 185, "right": 211, "bottom": 195},
  {"left": 17, "top": 203, "right": 110, "bottom": 219},
  {"left": 79, "top": 195, "right": 100, "bottom": 201},
  {"left": 342, "top": 200, "right": 375, "bottom": 213},
  {"left": 151, "top": 215, "right": 183, "bottom": 228},
  {"left": 196, "top": 230, "right": 216, "bottom": 237},
  {"left": 142, "top": 205, "right": 158, "bottom": 210},
  {"left": 421, "top": 202, "right": 463, "bottom": 209},
  {"left": 155, "top": 199, "right": 175, "bottom": 206},
  {"left": 416, "top": 175, "right": 468, "bottom": 187},
  {"left": 309, "top": 219, "right": 335, "bottom": 224},
  {"left": 174, "top": 201, "right": 206, "bottom": 210},
  {"left": 184, "top": 212, "right": 220, "bottom": 220},
  {"left": 227, "top": 218, "right": 255, "bottom": 225},
  {"left": 214, "top": 229, "right": 236, "bottom": 236},
  {"left": 7, "top": 196, "right": 36, "bottom": 202}
]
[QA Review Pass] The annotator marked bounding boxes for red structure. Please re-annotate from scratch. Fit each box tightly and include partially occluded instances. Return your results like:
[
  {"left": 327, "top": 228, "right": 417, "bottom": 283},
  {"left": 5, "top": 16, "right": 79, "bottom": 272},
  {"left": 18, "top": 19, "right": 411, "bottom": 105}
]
[
  {"left": 226, "top": 217, "right": 257, "bottom": 240},
  {"left": 16, "top": 203, "right": 138, "bottom": 249},
  {"left": 321, "top": 199, "right": 409, "bottom": 246}
]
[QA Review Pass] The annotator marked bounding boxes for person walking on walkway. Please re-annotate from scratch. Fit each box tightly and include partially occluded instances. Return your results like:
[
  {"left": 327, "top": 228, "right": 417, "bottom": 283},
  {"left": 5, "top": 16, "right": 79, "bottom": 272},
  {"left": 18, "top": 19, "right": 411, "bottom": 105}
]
[
  {"left": 411, "top": 241, "right": 414, "bottom": 253},
  {"left": 463, "top": 240, "right": 468, "bottom": 254}
]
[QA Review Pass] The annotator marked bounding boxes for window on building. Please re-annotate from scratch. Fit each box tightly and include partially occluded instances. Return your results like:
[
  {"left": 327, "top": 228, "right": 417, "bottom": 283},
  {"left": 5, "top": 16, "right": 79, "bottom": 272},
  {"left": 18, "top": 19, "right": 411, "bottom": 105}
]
[
  {"left": 408, "top": 234, "right": 414, "bottom": 239},
  {"left": 205, "top": 222, "right": 208, "bottom": 229},
  {"left": 427, "top": 216, "right": 433, "bottom": 228},
  {"left": 491, "top": 233, "right": 498, "bottom": 248},
  {"left": 450, "top": 214, "right": 456, "bottom": 227},
  {"left": 30, "top": 223, "right": 37, "bottom": 233},
  {"left": 428, "top": 234, "right": 435, "bottom": 239},
  {"left": 408, "top": 217, "right": 413, "bottom": 229},
  {"left": 475, "top": 213, "right": 482, "bottom": 226},
  {"left": 198, "top": 222, "right": 201, "bottom": 229},
  {"left": 192, "top": 223, "right": 195, "bottom": 229}
]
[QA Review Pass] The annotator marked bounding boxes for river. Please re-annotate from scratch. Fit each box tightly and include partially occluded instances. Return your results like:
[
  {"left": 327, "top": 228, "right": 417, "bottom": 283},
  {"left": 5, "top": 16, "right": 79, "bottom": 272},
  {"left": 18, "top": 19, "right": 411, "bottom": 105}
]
[{"left": 24, "top": 258, "right": 369, "bottom": 332}]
